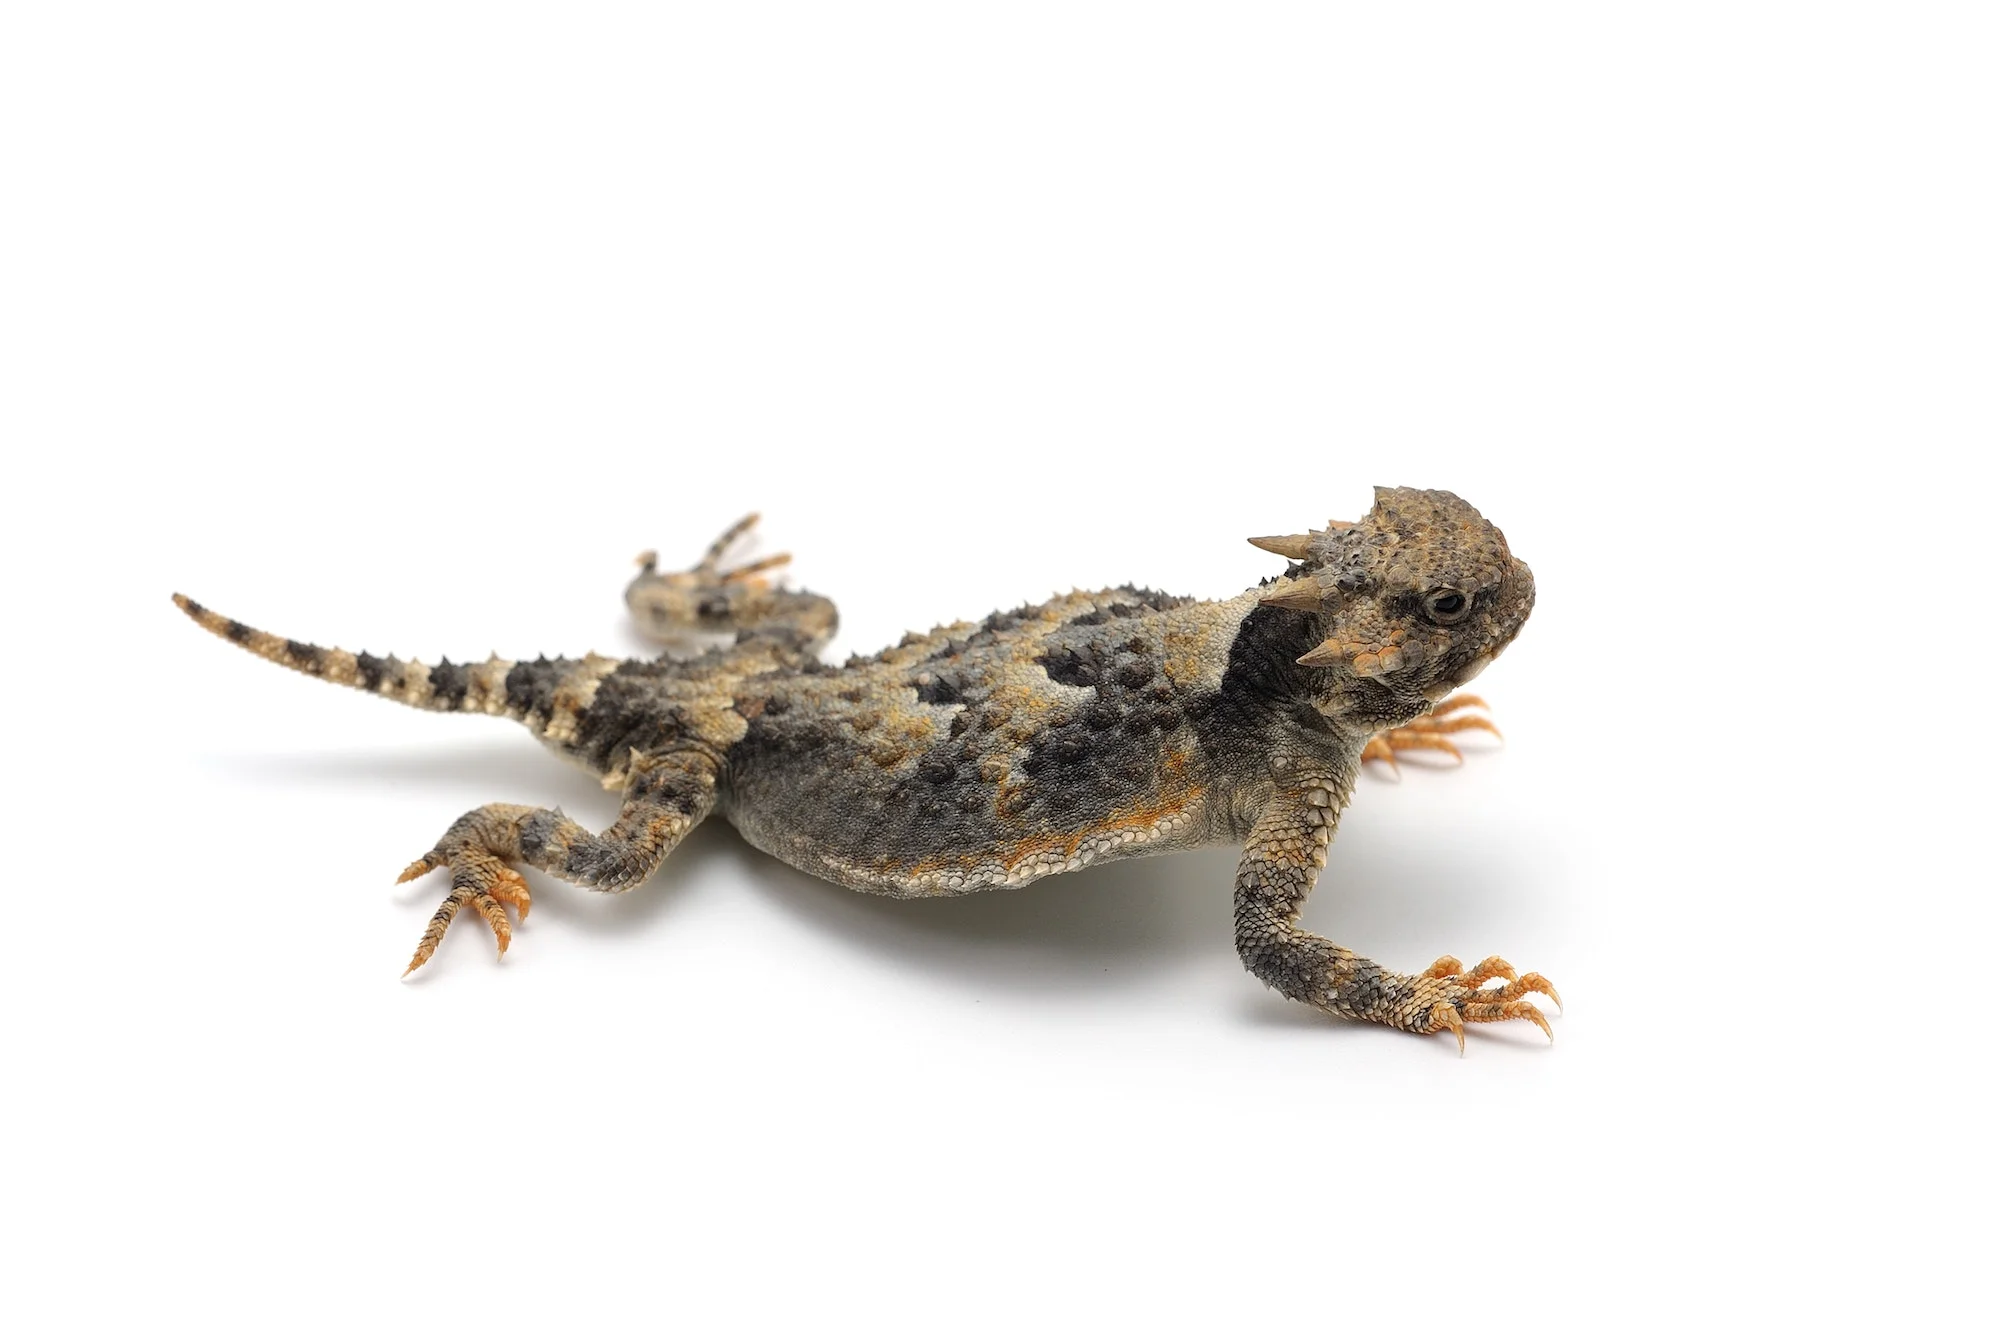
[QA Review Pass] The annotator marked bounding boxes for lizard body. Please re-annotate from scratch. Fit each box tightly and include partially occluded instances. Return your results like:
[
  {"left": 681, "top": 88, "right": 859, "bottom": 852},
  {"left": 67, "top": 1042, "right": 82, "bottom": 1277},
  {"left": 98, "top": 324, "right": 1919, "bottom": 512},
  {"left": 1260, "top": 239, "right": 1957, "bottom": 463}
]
[{"left": 174, "top": 487, "right": 1556, "bottom": 1047}]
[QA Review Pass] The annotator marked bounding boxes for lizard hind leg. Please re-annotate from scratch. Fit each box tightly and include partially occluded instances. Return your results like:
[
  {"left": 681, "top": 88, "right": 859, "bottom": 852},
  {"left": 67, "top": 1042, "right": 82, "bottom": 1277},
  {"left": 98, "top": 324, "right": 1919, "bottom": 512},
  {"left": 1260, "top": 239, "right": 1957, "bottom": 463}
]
[
  {"left": 625, "top": 513, "right": 838, "bottom": 658},
  {"left": 395, "top": 753, "right": 720, "bottom": 974}
]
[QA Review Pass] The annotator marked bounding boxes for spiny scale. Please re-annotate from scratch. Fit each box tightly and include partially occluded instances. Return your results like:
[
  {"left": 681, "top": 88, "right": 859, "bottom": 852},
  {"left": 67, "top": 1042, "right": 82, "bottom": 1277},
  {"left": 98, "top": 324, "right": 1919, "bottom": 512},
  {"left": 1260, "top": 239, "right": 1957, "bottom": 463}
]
[
  {"left": 1259, "top": 578, "right": 1324, "bottom": 611},
  {"left": 1247, "top": 533, "right": 1316, "bottom": 559}
]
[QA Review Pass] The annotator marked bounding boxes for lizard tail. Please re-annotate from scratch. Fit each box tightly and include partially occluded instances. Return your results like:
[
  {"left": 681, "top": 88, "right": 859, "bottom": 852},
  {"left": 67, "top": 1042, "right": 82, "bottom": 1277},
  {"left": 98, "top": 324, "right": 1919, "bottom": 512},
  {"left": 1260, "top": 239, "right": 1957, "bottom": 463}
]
[{"left": 171, "top": 592, "right": 547, "bottom": 719}]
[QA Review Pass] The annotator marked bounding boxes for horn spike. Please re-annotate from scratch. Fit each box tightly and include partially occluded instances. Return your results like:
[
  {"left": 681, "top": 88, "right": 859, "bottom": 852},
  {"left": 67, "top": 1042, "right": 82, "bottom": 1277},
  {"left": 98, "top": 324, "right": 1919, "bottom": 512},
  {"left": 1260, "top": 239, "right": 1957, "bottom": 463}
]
[
  {"left": 1296, "top": 639, "right": 1349, "bottom": 668},
  {"left": 1260, "top": 579, "right": 1324, "bottom": 612},
  {"left": 1247, "top": 533, "right": 1316, "bottom": 560}
]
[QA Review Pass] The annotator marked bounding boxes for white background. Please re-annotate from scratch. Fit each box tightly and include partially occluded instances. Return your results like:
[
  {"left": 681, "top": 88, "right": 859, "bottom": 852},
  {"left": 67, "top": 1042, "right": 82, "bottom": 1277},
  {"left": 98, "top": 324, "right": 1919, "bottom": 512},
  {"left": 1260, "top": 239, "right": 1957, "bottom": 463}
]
[{"left": 4, "top": 4, "right": 1993, "bottom": 1327}]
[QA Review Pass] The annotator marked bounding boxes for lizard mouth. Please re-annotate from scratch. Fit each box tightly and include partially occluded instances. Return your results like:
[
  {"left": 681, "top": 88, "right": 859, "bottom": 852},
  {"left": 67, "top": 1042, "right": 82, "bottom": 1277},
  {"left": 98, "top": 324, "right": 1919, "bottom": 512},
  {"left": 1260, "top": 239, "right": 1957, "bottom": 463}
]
[{"left": 1426, "top": 651, "right": 1493, "bottom": 701}]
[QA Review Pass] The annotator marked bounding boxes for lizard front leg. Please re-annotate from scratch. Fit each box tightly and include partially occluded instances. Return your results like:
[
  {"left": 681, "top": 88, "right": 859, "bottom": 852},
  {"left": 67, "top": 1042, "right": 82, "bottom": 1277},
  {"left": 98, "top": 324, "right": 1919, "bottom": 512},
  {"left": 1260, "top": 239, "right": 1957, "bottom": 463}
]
[
  {"left": 1232, "top": 773, "right": 1559, "bottom": 1050},
  {"left": 396, "top": 751, "right": 720, "bottom": 974},
  {"left": 1361, "top": 694, "right": 1501, "bottom": 772}
]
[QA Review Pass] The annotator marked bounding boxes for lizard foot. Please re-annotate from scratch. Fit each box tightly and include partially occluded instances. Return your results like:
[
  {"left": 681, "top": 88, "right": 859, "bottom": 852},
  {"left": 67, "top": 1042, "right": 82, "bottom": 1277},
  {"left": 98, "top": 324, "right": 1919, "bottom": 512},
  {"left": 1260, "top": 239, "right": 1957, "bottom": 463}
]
[
  {"left": 396, "top": 845, "right": 533, "bottom": 975},
  {"left": 1362, "top": 694, "right": 1500, "bottom": 773},
  {"left": 634, "top": 512, "right": 791, "bottom": 587},
  {"left": 1409, "top": 954, "right": 1562, "bottom": 1053},
  {"left": 628, "top": 514, "right": 816, "bottom": 643}
]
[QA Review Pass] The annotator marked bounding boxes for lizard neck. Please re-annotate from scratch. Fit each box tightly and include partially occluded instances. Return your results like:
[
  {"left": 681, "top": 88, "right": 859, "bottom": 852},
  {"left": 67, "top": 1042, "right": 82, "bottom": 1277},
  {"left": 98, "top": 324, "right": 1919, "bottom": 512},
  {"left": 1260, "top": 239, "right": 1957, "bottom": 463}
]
[{"left": 1192, "top": 587, "right": 1366, "bottom": 796}]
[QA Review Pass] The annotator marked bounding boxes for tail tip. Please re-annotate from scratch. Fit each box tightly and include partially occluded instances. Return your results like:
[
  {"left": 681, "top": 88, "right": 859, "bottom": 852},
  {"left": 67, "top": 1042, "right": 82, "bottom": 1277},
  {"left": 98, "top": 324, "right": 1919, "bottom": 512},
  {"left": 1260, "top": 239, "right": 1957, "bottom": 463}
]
[{"left": 172, "top": 592, "right": 198, "bottom": 615}]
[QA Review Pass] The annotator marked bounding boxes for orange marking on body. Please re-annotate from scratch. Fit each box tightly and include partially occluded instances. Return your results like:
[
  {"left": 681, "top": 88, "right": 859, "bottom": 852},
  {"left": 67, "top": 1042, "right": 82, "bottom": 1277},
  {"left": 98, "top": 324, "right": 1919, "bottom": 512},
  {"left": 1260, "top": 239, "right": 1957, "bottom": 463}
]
[
  {"left": 998, "top": 748, "right": 1200, "bottom": 870},
  {"left": 880, "top": 749, "right": 1202, "bottom": 882}
]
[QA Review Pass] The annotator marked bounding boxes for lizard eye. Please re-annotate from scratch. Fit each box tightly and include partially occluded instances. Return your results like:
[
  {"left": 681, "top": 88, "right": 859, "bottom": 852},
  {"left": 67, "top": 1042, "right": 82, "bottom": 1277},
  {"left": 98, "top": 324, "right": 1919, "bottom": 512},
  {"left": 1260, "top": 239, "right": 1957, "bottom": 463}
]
[{"left": 1423, "top": 589, "right": 1469, "bottom": 624}]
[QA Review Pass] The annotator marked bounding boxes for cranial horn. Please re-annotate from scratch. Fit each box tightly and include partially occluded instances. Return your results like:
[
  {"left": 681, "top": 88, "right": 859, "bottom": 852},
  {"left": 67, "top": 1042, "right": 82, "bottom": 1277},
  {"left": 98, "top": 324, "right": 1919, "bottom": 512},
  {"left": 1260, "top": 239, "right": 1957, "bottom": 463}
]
[
  {"left": 1295, "top": 639, "right": 1349, "bottom": 668},
  {"left": 1247, "top": 533, "right": 1316, "bottom": 560},
  {"left": 1260, "top": 578, "right": 1324, "bottom": 612}
]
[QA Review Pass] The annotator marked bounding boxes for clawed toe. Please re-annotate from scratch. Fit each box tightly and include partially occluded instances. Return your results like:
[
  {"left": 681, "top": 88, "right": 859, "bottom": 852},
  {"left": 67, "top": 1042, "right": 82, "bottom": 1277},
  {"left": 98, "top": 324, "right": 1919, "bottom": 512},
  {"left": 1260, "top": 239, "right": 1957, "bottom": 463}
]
[
  {"left": 1363, "top": 695, "right": 1503, "bottom": 773},
  {"left": 486, "top": 866, "right": 532, "bottom": 920},
  {"left": 696, "top": 513, "right": 789, "bottom": 584},
  {"left": 399, "top": 850, "right": 534, "bottom": 975},
  {"left": 1463, "top": 1000, "right": 1553, "bottom": 1041},
  {"left": 1417, "top": 952, "right": 1561, "bottom": 1052},
  {"left": 1421, "top": 954, "right": 1465, "bottom": 980},
  {"left": 396, "top": 852, "right": 443, "bottom": 884},
  {"left": 1481, "top": 972, "right": 1561, "bottom": 1011},
  {"left": 1427, "top": 953, "right": 1529, "bottom": 992}
]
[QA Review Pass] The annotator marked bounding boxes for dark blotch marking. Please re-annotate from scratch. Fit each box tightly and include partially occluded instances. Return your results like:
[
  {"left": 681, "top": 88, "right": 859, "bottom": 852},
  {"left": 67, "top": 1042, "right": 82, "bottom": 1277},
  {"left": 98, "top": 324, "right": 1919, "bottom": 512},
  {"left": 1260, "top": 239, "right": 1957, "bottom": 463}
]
[
  {"left": 429, "top": 659, "right": 470, "bottom": 710},
  {"left": 226, "top": 620, "right": 252, "bottom": 643},
  {"left": 356, "top": 652, "right": 389, "bottom": 692},
  {"left": 561, "top": 840, "right": 623, "bottom": 882},
  {"left": 629, "top": 762, "right": 712, "bottom": 816},
  {"left": 505, "top": 657, "right": 566, "bottom": 724},
  {"left": 914, "top": 672, "right": 964, "bottom": 706},
  {"left": 1045, "top": 736, "right": 1090, "bottom": 766},
  {"left": 285, "top": 640, "right": 325, "bottom": 674},
  {"left": 1192, "top": 602, "right": 1331, "bottom": 771},
  {"left": 1037, "top": 645, "right": 1101, "bottom": 688},
  {"left": 954, "top": 605, "right": 1045, "bottom": 655},
  {"left": 569, "top": 659, "right": 689, "bottom": 768},
  {"left": 518, "top": 810, "right": 559, "bottom": 859},
  {"left": 1063, "top": 588, "right": 1190, "bottom": 630},
  {"left": 1114, "top": 585, "right": 1193, "bottom": 613},
  {"left": 1115, "top": 658, "right": 1156, "bottom": 688},
  {"left": 981, "top": 605, "right": 1037, "bottom": 635}
]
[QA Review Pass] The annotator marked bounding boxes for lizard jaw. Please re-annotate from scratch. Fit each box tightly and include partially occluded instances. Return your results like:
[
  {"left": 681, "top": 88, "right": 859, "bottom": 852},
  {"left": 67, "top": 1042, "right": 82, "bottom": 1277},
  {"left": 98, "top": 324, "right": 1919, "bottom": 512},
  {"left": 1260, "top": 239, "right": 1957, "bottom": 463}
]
[{"left": 1426, "top": 651, "right": 1493, "bottom": 701}]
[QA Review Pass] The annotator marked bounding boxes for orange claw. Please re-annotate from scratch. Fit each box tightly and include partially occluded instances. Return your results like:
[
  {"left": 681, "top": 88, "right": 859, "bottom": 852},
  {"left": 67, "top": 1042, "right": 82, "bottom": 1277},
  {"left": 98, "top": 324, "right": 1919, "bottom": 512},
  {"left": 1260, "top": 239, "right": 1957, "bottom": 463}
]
[
  {"left": 473, "top": 894, "right": 513, "bottom": 955},
  {"left": 1483, "top": 972, "right": 1562, "bottom": 1012},
  {"left": 487, "top": 866, "right": 533, "bottom": 921},
  {"left": 1464, "top": 1000, "right": 1554, "bottom": 1042},
  {"left": 1453, "top": 955, "right": 1520, "bottom": 989},
  {"left": 1420, "top": 952, "right": 1561, "bottom": 1049},
  {"left": 1431, "top": 1003, "right": 1468, "bottom": 1055}
]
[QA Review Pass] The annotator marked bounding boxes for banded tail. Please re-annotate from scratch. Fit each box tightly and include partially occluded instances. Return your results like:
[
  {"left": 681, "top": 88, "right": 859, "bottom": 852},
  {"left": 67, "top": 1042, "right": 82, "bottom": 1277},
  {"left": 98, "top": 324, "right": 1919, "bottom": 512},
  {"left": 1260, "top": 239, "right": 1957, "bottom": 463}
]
[{"left": 171, "top": 592, "right": 562, "bottom": 719}]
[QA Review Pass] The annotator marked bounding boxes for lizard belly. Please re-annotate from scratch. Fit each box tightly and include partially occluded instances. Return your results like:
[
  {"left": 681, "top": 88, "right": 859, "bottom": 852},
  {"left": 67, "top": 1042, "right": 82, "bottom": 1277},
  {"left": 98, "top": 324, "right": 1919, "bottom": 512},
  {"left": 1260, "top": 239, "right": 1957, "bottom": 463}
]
[{"left": 722, "top": 702, "right": 1214, "bottom": 898}]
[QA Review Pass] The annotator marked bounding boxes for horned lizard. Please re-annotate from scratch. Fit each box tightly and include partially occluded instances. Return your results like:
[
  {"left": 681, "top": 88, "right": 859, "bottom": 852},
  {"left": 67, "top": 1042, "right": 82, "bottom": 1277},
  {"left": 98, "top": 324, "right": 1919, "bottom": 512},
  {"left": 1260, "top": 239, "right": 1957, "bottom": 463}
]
[{"left": 173, "top": 487, "right": 1556, "bottom": 1048}]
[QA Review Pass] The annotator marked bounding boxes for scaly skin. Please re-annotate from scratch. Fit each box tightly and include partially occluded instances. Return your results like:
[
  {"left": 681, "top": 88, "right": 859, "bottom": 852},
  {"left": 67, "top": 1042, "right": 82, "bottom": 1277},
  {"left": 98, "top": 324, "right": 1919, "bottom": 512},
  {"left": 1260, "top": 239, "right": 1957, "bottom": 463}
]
[{"left": 173, "top": 486, "right": 1556, "bottom": 1048}]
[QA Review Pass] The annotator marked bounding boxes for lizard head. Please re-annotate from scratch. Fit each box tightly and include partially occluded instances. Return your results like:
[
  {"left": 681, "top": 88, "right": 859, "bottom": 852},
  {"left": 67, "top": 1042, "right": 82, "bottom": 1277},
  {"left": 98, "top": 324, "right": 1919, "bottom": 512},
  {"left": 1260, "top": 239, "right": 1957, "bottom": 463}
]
[{"left": 1250, "top": 486, "right": 1535, "bottom": 734}]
